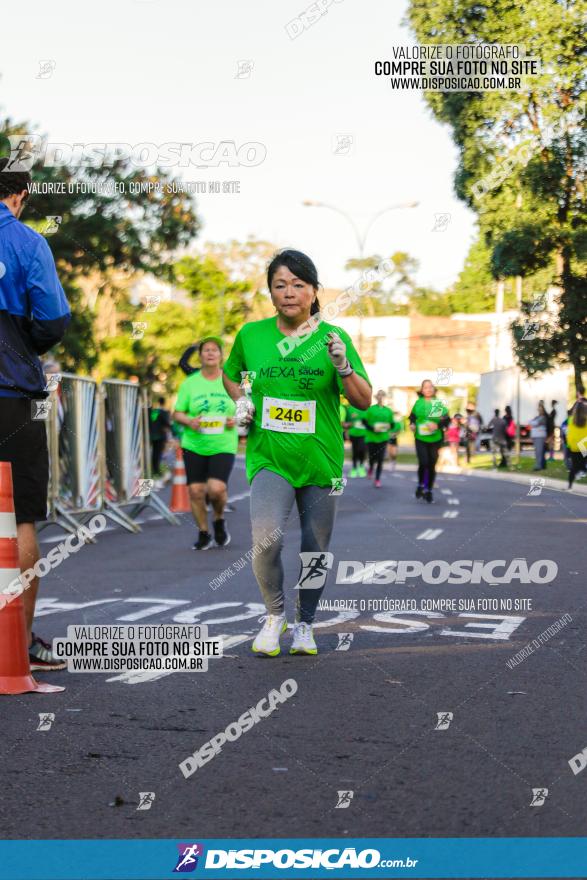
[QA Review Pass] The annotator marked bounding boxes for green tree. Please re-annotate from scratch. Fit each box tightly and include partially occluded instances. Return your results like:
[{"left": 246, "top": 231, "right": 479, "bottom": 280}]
[
  {"left": 202, "top": 236, "right": 278, "bottom": 319},
  {"left": 344, "top": 252, "right": 420, "bottom": 315},
  {"left": 411, "top": 287, "right": 453, "bottom": 316},
  {"left": 97, "top": 301, "right": 197, "bottom": 394},
  {"left": 0, "top": 115, "right": 201, "bottom": 372},
  {"left": 450, "top": 236, "right": 498, "bottom": 312},
  {"left": 173, "top": 255, "right": 250, "bottom": 339},
  {"left": 408, "top": 0, "right": 587, "bottom": 392}
]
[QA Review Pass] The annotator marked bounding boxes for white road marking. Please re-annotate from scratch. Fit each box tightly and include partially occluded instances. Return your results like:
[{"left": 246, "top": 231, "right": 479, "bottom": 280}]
[
  {"left": 173, "top": 601, "right": 265, "bottom": 626},
  {"left": 35, "top": 597, "right": 120, "bottom": 616},
  {"left": 228, "top": 491, "right": 251, "bottom": 502},
  {"left": 443, "top": 511, "right": 459, "bottom": 518},
  {"left": 361, "top": 611, "right": 437, "bottom": 634},
  {"left": 313, "top": 610, "right": 361, "bottom": 629},
  {"left": 439, "top": 614, "right": 525, "bottom": 641},
  {"left": 417, "top": 528, "right": 443, "bottom": 540},
  {"left": 440, "top": 489, "right": 453, "bottom": 495},
  {"left": 106, "top": 633, "right": 251, "bottom": 685},
  {"left": 37, "top": 595, "right": 530, "bottom": 684},
  {"left": 447, "top": 498, "right": 460, "bottom": 506},
  {"left": 116, "top": 598, "right": 190, "bottom": 621}
]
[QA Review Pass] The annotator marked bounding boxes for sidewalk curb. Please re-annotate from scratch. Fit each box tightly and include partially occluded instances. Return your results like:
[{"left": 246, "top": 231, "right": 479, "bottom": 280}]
[{"left": 389, "top": 462, "right": 587, "bottom": 496}]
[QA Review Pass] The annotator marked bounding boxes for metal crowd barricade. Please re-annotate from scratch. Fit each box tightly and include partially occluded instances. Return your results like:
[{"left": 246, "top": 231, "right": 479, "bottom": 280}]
[
  {"left": 101, "top": 379, "right": 179, "bottom": 530},
  {"left": 44, "top": 373, "right": 101, "bottom": 536},
  {"left": 43, "top": 374, "right": 178, "bottom": 535}
]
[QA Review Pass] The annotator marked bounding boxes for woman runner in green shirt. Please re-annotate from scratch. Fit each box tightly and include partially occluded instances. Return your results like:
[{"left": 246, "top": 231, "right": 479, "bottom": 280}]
[
  {"left": 223, "top": 249, "right": 371, "bottom": 656},
  {"left": 174, "top": 337, "right": 238, "bottom": 549},
  {"left": 343, "top": 403, "right": 368, "bottom": 477},
  {"left": 364, "top": 390, "right": 395, "bottom": 487},
  {"left": 409, "top": 379, "right": 450, "bottom": 503}
]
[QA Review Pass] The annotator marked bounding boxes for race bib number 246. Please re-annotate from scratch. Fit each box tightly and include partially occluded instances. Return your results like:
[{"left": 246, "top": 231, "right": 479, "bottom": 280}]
[{"left": 261, "top": 397, "right": 316, "bottom": 434}]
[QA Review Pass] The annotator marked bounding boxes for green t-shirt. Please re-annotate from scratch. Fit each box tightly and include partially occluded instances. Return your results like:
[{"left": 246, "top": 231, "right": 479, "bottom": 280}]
[
  {"left": 345, "top": 405, "right": 368, "bottom": 438},
  {"left": 410, "top": 396, "right": 449, "bottom": 443},
  {"left": 390, "top": 414, "right": 403, "bottom": 436},
  {"left": 365, "top": 404, "right": 395, "bottom": 443},
  {"left": 174, "top": 372, "right": 238, "bottom": 456},
  {"left": 223, "top": 316, "right": 370, "bottom": 488}
]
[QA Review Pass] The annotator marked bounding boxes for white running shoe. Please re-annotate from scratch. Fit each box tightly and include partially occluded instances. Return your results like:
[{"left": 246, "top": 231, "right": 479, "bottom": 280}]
[
  {"left": 252, "top": 614, "right": 287, "bottom": 656},
  {"left": 290, "top": 622, "right": 317, "bottom": 655}
]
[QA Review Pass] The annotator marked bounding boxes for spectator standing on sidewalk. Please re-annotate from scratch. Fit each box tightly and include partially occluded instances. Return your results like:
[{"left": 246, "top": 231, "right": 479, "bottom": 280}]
[
  {"left": 487, "top": 409, "right": 509, "bottom": 469},
  {"left": 547, "top": 399, "right": 558, "bottom": 461},
  {"left": 0, "top": 157, "right": 71, "bottom": 670},
  {"left": 464, "top": 402, "right": 482, "bottom": 462},
  {"left": 529, "top": 403, "right": 548, "bottom": 471},
  {"left": 503, "top": 405, "right": 516, "bottom": 451}
]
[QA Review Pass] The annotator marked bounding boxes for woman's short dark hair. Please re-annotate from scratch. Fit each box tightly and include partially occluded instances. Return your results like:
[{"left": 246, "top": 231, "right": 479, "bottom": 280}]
[{"left": 267, "top": 249, "right": 321, "bottom": 316}]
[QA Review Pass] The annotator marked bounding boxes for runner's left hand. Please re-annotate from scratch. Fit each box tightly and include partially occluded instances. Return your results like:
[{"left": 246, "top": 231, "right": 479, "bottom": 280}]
[{"left": 327, "top": 333, "right": 347, "bottom": 370}]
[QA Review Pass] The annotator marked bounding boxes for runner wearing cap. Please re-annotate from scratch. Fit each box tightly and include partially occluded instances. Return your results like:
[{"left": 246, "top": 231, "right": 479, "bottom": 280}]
[
  {"left": 173, "top": 336, "right": 237, "bottom": 549},
  {"left": 364, "top": 390, "right": 395, "bottom": 487},
  {"left": 409, "top": 379, "right": 450, "bottom": 503},
  {"left": 222, "top": 249, "right": 371, "bottom": 656}
]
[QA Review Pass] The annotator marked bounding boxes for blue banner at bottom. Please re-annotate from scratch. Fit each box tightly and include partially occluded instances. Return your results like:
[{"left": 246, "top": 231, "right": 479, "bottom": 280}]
[{"left": 1, "top": 838, "right": 586, "bottom": 879}]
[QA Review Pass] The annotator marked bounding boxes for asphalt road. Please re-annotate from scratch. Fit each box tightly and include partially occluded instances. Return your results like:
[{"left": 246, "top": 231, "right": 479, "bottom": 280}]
[{"left": 2, "top": 459, "right": 586, "bottom": 845}]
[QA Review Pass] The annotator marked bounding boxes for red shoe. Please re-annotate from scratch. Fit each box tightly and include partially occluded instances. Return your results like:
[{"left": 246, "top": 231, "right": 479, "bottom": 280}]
[{"left": 374, "top": 479, "right": 382, "bottom": 488}]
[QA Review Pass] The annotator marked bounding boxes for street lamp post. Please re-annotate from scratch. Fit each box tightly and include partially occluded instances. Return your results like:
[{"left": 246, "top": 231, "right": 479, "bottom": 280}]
[{"left": 302, "top": 199, "right": 419, "bottom": 354}]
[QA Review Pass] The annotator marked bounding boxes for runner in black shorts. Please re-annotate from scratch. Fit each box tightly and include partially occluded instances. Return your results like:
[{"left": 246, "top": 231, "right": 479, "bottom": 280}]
[
  {"left": 173, "top": 337, "right": 238, "bottom": 549},
  {"left": 0, "top": 399, "right": 50, "bottom": 524},
  {"left": 182, "top": 450, "right": 235, "bottom": 486},
  {"left": 0, "top": 159, "right": 71, "bottom": 669}
]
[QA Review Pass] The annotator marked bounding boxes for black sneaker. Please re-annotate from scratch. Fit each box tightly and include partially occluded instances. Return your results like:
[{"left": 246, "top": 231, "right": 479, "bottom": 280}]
[
  {"left": 29, "top": 633, "right": 67, "bottom": 671},
  {"left": 193, "top": 530, "right": 213, "bottom": 550},
  {"left": 424, "top": 489, "right": 433, "bottom": 503},
  {"left": 213, "top": 519, "right": 231, "bottom": 547},
  {"left": 415, "top": 485, "right": 424, "bottom": 499}
]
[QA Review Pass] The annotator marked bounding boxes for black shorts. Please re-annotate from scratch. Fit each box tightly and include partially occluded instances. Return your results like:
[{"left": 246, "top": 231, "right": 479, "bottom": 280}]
[
  {"left": 388, "top": 437, "right": 398, "bottom": 447},
  {"left": 0, "top": 397, "right": 49, "bottom": 523},
  {"left": 182, "top": 449, "right": 235, "bottom": 485}
]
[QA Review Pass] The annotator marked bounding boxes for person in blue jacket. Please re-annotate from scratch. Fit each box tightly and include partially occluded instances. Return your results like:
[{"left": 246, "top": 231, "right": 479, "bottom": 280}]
[{"left": 0, "top": 157, "right": 71, "bottom": 671}]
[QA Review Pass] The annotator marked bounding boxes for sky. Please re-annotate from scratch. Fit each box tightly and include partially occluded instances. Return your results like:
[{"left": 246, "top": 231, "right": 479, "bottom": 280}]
[{"left": 1, "top": 0, "right": 478, "bottom": 292}]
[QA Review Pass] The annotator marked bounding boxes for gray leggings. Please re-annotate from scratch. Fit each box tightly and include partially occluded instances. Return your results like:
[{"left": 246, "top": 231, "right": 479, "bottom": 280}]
[{"left": 250, "top": 468, "right": 337, "bottom": 624}]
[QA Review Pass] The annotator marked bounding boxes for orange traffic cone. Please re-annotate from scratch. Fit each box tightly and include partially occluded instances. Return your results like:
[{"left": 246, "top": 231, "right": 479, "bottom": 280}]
[
  {"left": 169, "top": 447, "right": 190, "bottom": 513},
  {"left": 0, "top": 462, "right": 64, "bottom": 695}
]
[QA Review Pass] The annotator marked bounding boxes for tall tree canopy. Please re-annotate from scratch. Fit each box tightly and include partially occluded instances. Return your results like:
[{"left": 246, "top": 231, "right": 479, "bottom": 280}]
[
  {"left": 0, "top": 114, "right": 201, "bottom": 372},
  {"left": 408, "top": 0, "right": 587, "bottom": 392}
]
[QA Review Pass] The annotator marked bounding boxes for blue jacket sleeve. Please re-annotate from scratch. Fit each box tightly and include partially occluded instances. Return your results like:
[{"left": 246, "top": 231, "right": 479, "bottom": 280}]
[{"left": 26, "top": 237, "right": 71, "bottom": 354}]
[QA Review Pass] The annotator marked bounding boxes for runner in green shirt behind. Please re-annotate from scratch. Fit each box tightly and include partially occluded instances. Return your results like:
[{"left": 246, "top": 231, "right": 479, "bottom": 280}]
[
  {"left": 364, "top": 390, "right": 395, "bottom": 487},
  {"left": 343, "top": 402, "right": 368, "bottom": 478},
  {"left": 409, "top": 379, "right": 450, "bottom": 503},
  {"left": 173, "top": 337, "right": 238, "bottom": 549},
  {"left": 387, "top": 410, "right": 404, "bottom": 471},
  {"left": 223, "top": 248, "right": 372, "bottom": 657}
]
